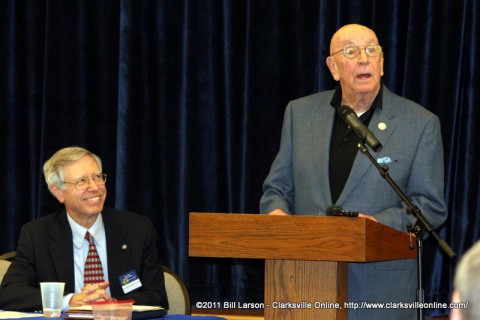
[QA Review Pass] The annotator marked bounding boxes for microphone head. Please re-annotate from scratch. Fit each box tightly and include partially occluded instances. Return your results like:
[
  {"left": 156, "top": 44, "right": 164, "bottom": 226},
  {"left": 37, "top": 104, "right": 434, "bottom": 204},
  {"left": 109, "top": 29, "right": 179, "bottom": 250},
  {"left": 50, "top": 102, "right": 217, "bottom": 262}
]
[{"left": 337, "top": 105, "right": 354, "bottom": 121}]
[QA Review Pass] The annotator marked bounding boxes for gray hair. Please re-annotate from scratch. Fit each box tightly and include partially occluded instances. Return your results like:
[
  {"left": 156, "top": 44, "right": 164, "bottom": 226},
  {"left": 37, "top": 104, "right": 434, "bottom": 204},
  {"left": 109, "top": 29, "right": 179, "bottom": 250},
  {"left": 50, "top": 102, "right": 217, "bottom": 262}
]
[
  {"left": 43, "top": 146, "right": 102, "bottom": 190},
  {"left": 454, "top": 240, "right": 480, "bottom": 320}
]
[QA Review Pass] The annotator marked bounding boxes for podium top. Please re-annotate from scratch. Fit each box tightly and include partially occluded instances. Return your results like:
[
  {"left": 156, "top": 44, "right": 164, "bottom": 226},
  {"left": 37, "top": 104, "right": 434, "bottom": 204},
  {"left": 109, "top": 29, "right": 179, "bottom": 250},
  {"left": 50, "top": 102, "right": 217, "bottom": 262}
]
[{"left": 189, "top": 213, "right": 416, "bottom": 262}]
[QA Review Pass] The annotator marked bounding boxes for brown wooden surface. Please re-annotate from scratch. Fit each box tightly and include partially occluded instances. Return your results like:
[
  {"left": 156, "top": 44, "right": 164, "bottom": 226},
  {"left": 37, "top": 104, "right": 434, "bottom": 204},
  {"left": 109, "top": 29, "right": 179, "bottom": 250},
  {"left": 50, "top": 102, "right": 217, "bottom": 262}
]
[
  {"left": 264, "top": 260, "right": 348, "bottom": 320},
  {"left": 189, "top": 213, "right": 417, "bottom": 262}
]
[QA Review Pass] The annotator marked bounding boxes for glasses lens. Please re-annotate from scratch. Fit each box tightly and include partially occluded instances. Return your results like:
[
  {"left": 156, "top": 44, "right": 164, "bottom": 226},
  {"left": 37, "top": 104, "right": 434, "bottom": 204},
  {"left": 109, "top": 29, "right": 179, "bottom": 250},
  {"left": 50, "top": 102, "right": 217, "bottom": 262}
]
[
  {"left": 366, "top": 45, "right": 382, "bottom": 56},
  {"left": 74, "top": 177, "right": 89, "bottom": 190},
  {"left": 343, "top": 46, "right": 359, "bottom": 59},
  {"left": 94, "top": 173, "right": 107, "bottom": 185}
]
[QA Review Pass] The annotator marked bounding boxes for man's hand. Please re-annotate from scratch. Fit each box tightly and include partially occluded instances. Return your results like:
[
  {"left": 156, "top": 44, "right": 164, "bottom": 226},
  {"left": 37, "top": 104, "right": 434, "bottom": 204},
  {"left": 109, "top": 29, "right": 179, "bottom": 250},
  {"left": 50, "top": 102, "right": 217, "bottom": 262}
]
[
  {"left": 358, "top": 213, "right": 378, "bottom": 222},
  {"left": 68, "top": 281, "right": 112, "bottom": 307},
  {"left": 268, "top": 209, "right": 288, "bottom": 215}
]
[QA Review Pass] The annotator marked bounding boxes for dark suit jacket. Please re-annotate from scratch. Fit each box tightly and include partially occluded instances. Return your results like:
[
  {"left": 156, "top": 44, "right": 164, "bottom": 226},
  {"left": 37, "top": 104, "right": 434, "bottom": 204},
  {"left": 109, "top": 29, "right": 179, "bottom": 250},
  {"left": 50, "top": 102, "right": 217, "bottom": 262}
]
[
  {"left": 260, "top": 86, "right": 447, "bottom": 319},
  {"left": 0, "top": 207, "right": 169, "bottom": 311}
]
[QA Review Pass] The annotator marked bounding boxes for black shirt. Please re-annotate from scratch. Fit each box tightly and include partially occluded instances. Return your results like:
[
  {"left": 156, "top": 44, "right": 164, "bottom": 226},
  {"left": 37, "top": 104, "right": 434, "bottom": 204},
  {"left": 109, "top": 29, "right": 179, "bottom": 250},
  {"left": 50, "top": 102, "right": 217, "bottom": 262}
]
[{"left": 328, "top": 85, "right": 383, "bottom": 204}]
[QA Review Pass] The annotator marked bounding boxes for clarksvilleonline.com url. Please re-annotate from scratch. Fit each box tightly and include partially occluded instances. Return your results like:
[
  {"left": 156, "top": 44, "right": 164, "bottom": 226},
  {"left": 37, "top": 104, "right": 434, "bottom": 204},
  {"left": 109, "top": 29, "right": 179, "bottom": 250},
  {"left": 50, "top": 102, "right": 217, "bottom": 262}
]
[
  {"left": 195, "top": 301, "right": 469, "bottom": 310},
  {"left": 342, "top": 301, "right": 469, "bottom": 310},
  {"left": 268, "top": 301, "right": 469, "bottom": 310}
]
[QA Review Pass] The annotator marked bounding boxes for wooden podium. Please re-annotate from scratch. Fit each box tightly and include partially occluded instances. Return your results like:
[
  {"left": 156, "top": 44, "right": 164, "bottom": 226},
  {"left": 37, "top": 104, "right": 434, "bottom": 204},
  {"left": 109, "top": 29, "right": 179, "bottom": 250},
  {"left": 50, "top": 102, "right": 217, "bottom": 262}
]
[{"left": 189, "top": 213, "right": 416, "bottom": 320}]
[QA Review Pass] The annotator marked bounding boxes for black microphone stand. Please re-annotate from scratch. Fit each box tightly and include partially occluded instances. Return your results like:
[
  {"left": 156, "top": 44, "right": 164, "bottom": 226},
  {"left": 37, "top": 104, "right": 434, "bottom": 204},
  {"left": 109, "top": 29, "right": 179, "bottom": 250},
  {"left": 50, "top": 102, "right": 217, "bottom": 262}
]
[{"left": 357, "top": 142, "right": 456, "bottom": 320}]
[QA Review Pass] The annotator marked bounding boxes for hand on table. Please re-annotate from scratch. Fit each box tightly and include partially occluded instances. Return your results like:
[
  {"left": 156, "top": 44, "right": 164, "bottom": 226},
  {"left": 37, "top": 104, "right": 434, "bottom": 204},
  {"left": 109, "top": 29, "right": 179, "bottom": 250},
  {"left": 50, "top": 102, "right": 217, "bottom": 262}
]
[
  {"left": 268, "top": 209, "right": 288, "bottom": 215},
  {"left": 358, "top": 213, "right": 378, "bottom": 222},
  {"left": 69, "top": 281, "right": 112, "bottom": 307}
]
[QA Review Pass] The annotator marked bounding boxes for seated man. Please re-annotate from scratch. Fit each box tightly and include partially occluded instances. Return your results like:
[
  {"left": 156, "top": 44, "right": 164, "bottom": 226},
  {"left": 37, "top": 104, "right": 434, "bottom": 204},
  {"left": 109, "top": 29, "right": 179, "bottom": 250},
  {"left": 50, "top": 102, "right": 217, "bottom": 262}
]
[
  {"left": 0, "top": 146, "right": 169, "bottom": 311},
  {"left": 451, "top": 240, "right": 480, "bottom": 320}
]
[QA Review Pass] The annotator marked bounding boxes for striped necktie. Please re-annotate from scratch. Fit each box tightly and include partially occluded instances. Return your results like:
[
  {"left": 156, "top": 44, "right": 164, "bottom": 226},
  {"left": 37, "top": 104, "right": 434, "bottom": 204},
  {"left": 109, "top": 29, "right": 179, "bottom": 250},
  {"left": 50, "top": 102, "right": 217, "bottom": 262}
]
[{"left": 84, "top": 231, "right": 105, "bottom": 285}]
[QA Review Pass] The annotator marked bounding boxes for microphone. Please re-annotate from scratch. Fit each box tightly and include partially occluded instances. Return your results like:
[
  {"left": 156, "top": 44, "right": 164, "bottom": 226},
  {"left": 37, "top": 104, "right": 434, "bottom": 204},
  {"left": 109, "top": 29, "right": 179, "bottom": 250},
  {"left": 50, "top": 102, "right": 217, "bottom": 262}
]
[
  {"left": 326, "top": 205, "right": 359, "bottom": 217},
  {"left": 337, "top": 105, "right": 383, "bottom": 152}
]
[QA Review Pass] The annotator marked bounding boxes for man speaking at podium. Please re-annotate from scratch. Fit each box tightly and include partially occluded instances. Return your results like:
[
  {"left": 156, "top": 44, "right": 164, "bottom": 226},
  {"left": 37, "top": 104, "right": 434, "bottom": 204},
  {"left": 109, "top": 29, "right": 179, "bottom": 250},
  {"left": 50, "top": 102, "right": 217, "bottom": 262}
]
[{"left": 260, "top": 24, "right": 447, "bottom": 319}]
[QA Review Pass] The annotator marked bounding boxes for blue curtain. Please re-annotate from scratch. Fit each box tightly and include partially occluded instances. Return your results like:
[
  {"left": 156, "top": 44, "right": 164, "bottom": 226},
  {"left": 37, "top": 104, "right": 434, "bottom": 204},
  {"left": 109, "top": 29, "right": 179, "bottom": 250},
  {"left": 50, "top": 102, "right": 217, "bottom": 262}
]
[{"left": 1, "top": 0, "right": 479, "bottom": 317}]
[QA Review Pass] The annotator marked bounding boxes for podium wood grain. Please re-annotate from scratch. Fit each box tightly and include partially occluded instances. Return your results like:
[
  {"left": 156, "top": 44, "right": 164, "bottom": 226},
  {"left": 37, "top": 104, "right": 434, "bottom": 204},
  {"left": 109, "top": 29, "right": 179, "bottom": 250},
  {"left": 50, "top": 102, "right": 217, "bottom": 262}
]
[
  {"left": 189, "top": 213, "right": 416, "bottom": 262},
  {"left": 264, "top": 260, "right": 348, "bottom": 319}
]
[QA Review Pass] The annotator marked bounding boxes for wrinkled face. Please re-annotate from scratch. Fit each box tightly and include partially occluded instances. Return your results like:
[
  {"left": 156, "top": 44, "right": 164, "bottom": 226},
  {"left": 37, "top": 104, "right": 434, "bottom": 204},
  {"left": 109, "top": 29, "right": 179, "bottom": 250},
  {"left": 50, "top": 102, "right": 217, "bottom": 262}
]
[
  {"left": 50, "top": 155, "right": 106, "bottom": 223},
  {"left": 326, "top": 25, "right": 384, "bottom": 98}
]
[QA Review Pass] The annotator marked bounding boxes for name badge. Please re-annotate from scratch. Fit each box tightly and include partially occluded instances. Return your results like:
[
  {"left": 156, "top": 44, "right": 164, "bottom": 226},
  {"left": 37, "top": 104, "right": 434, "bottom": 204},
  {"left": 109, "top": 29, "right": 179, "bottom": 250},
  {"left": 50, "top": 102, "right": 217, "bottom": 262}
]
[{"left": 119, "top": 270, "right": 142, "bottom": 294}]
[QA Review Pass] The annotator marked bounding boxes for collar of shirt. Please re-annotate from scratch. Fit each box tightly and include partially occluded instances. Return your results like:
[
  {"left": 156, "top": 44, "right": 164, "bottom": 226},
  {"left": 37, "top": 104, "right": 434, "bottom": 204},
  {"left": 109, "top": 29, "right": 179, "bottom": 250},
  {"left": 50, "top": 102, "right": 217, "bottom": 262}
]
[
  {"left": 329, "top": 84, "right": 384, "bottom": 114},
  {"left": 67, "top": 213, "right": 105, "bottom": 249}
]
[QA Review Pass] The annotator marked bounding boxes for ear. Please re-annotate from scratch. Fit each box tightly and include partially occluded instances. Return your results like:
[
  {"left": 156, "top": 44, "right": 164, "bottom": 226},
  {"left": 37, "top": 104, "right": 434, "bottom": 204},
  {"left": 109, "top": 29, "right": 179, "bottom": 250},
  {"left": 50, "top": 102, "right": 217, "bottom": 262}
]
[
  {"left": 49, "top": 185, "right": 65, "bottom": 203},
  {"left": 326, "top": 56, "right": 340, "bottom": 81},
  {"left": 381, "top": 55, "right": 384, "bottom": 76}
]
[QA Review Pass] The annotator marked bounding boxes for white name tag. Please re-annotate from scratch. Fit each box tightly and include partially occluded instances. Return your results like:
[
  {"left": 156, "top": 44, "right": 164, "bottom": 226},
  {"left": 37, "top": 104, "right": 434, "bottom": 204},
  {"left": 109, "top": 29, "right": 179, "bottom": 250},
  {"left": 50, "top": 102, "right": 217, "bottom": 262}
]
[{"left": 119, "top": 270, "right": 142, "bottom": 294}]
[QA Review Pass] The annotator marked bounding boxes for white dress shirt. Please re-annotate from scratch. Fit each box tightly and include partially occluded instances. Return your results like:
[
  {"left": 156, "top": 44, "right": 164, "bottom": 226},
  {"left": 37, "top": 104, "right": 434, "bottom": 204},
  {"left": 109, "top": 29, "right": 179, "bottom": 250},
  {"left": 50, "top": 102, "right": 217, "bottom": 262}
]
[{"left": 62, "top": 213, "right": 109, "bottom": 309}]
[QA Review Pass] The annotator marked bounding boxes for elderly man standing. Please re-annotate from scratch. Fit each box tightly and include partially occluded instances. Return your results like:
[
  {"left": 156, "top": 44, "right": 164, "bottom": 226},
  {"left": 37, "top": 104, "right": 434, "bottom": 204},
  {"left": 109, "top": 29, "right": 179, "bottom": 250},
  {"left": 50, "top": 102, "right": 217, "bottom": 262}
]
[
  {"left": 0, "top": 146, "right": 169, "bottom": 311},
  {"left": 260, "top": 24, "right": 447, "bottom": 319}
]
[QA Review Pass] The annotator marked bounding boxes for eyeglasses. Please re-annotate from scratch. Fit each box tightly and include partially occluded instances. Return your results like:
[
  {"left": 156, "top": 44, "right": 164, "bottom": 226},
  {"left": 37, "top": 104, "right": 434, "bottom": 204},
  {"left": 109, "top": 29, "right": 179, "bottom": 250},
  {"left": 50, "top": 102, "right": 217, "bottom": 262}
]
[
  {"left": 331, "top": 45, "right": 383, "bottom": 59},
  {"left": 63, "top": 173, "right": 107, "bottom": 190}
]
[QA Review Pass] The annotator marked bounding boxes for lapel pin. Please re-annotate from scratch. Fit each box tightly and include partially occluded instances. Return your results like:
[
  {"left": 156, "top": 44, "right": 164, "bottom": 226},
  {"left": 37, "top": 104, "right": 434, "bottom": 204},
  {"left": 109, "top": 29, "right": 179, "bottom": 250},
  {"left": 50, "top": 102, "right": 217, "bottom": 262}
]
[{"left": 378, "top": 122, "right": 387, "bottom": 131}]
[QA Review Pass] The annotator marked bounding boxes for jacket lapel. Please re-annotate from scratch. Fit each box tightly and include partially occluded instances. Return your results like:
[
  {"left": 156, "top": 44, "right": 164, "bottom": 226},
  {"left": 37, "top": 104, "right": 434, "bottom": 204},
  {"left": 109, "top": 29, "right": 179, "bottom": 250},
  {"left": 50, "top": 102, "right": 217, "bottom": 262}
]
[
  {"left": 336, "top": 87, "right": 397, "bottom": 204},
  {"left": 102, "top": 209, "right": 129, "bottom": 294},
  {"left": 48, "top": 211, "right": 75, "bottom": 293},
  {"left": 312, "top": 103, "right": 336, "bottom": 204}
]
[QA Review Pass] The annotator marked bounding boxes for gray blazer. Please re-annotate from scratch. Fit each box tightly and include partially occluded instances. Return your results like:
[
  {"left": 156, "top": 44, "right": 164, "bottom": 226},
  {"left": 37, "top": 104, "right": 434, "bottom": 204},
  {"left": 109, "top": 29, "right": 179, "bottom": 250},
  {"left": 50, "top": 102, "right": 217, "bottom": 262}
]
[{"left": 260, "top": 86, "right": 447, "bottom": 319}]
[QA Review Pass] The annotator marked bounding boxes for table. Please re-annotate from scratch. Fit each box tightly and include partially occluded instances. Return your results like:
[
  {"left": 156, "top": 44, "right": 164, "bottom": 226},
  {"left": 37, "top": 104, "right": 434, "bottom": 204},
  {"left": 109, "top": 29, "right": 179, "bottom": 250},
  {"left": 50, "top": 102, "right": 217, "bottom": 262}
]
[{"left": 0, "top": 312, "right": 226, "bottom": 320}]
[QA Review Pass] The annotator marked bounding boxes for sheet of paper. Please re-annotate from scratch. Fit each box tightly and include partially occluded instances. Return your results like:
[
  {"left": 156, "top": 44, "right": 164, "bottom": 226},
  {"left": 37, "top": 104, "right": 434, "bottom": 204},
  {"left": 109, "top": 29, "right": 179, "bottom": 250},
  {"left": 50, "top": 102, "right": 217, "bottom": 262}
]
[
  {"left": 68, "top": 305, "right": 164, "bottom": 312},
  {"left": 0, "top": 311, "right": 43, "bottom": 319}
]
